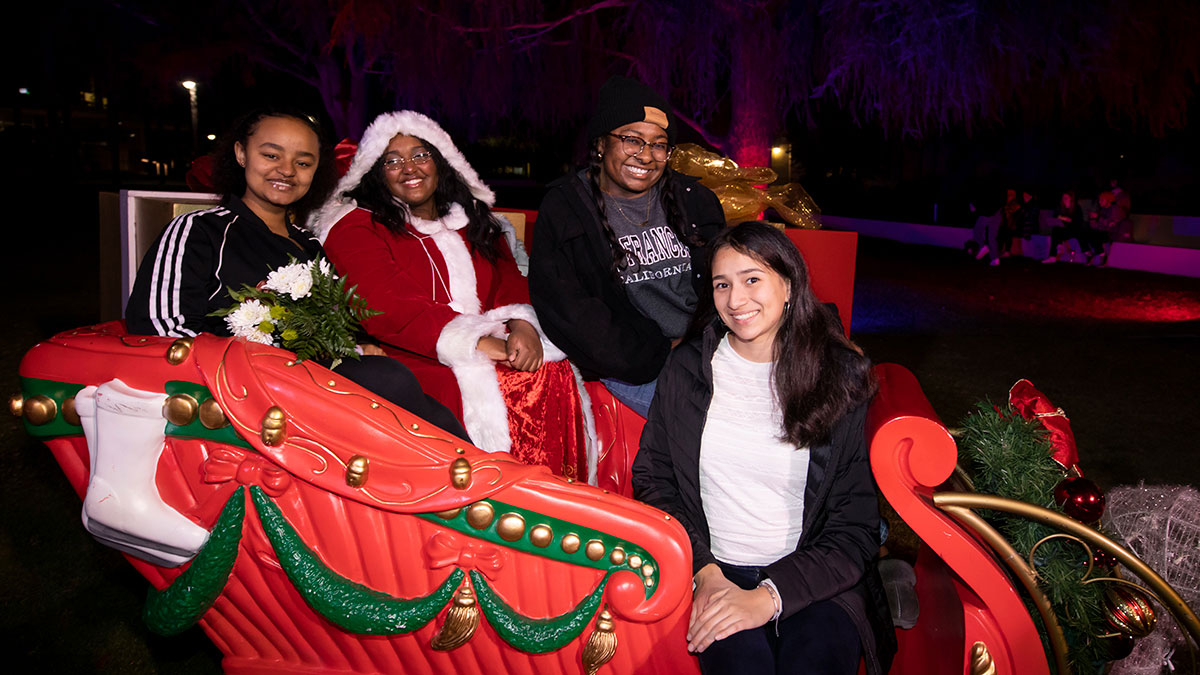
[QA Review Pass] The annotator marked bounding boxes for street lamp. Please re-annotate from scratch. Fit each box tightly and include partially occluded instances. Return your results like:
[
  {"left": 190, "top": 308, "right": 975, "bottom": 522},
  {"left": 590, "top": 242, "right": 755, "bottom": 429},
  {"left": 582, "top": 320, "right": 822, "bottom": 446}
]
[{"left": 181, "top": 80, "right": 198, "bottom": 155}]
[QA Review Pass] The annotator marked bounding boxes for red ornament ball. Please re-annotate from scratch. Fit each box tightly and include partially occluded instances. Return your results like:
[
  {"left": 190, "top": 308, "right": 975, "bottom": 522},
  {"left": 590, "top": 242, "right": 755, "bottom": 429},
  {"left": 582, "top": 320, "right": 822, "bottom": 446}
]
[
  {"left": 1104, "top": 585, "right": 1157, "bottom": 638},
  {"left": 1053, "top": 477, "right": 1106, "bottom": 522}
]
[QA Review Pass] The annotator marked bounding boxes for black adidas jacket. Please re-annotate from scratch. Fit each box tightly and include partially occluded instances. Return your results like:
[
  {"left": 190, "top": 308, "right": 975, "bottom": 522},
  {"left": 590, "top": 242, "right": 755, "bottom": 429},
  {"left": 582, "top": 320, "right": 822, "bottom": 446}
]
[{"left": 125, "top": 195, "right": 321, "bottom": 337}]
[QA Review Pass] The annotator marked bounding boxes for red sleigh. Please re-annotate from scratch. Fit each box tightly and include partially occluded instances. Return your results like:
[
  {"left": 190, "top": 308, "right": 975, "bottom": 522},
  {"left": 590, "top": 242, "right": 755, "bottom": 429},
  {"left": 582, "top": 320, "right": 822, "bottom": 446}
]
[{"left": 16, "top": 210, "right": 1200, "bottom": 673}]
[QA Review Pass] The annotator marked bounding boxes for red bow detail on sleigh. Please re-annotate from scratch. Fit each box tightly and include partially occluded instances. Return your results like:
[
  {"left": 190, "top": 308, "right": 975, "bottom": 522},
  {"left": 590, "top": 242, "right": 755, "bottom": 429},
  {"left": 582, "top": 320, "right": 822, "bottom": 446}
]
[
  {"left": 203, "top": 447, "right": 292, "bottom": 497},
  {"left": 424, "top": 531, "right": 507, "bottom": 579},
  {"left": 334, "top": 138, "right": 358, "bottom": 178},
  {"left": 1008, "top": 379, "right": 1081, "bottom": 474}
]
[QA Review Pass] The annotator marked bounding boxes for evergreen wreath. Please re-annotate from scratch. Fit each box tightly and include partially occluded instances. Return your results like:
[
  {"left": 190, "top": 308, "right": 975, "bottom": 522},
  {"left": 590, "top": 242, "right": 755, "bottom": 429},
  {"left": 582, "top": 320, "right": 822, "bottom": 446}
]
[{"left": 958, "top": 400, "right": 1117, "bottom": 673}]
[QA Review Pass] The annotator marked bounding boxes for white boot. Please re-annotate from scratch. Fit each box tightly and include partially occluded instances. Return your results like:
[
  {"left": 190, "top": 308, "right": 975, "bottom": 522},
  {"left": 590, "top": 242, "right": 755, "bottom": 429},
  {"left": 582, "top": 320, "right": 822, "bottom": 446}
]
[{"left": 81, "top": 379, "right": 209, "bottom": 567}]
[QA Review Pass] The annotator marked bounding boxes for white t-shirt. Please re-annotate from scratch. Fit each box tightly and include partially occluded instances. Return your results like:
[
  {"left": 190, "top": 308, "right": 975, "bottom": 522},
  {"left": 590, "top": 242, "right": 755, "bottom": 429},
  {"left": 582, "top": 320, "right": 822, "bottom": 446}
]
[{"left": 700, "top": 335, "right": 809, "bottom": 566}]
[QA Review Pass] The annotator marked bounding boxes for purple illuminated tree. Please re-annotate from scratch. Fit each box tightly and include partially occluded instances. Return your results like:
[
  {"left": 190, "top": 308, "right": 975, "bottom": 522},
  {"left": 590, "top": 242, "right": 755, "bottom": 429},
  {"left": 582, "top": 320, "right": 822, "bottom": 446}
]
[{"left": 195, "top": 0, "right": 1200, "bottom": 166}]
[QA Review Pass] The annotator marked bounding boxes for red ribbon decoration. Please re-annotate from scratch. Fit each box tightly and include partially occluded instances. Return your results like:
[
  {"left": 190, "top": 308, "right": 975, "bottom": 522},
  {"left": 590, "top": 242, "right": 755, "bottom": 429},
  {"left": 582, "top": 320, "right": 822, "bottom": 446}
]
[
  {"left": 424, "top": 531, "right": 507, "bottom": 580},
  {"left": 334, "top": 138, "right": 358, "bottom": 179},
  {"left": 203, "top": 447, "right": 292, "bottom": 497},
  {"left": 1008, "top": 379, "right": 1081, "bottom": 474}
]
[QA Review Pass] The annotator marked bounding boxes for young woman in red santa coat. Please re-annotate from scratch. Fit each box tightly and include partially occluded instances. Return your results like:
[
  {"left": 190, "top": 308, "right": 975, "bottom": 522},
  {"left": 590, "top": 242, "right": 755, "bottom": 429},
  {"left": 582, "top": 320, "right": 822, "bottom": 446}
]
[{"left": 309, "top": 111, "right": 595, "bottom": 482}]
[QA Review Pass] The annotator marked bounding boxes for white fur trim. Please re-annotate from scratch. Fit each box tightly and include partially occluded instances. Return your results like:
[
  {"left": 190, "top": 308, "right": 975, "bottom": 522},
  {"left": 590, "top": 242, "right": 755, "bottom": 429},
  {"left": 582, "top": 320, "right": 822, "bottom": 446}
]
[
  {"left": 435, "top": 313, "right": 510, "bottom": 454},
  {"left": 571, "top": 364, "right": 599, "bottom": 486},
  {"left": 409, "top": 202, "right": 468, "bottom": 234},
  {"left": 309, "top": 202, "right": 357, "bottom": 245},
  {"left": 307, "top": 110, "right": 495, "bottom": 241},
  {"left": 417, "top": 205, "right": 480, "bottom": 315},
  {"left": 435, "top": 313, "right": 507, "bottom": 369},
  {"left": 454, "top": 362, "right": 514, "bottom": 455},
  {"left": 481, "top": 303, "right": 568, "bottom": 362}
]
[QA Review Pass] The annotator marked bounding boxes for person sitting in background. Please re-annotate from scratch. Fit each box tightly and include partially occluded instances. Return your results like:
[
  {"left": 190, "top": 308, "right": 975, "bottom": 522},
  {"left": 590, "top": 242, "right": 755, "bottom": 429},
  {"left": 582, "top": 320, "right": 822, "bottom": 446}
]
[
  {"left": 1088, "top": 190, "right": 1132, "bottom": 266},
  {"left": 1018, "top": 190, "right": 1040, "bottom": 240},
  {"left": 971, "top": 187, "right": 1019, "bottom": 266},
  {"left": 125, "top": 106, "right": 469, "bottom": 443},
  {"left": 633, "top": 221, "right": 893, "bottom": 675},
  {"left": 1042, "top": 191, "right": 1092, "bottom": 263},
  {"left": 997, "top": 188, "right": 1023, "bottom": 257}
]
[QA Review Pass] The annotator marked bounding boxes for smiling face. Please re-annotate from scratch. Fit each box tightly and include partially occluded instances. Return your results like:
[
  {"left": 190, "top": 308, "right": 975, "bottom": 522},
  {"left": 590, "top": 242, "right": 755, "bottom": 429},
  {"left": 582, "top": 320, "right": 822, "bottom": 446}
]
[
  {"left": 598, "top": 121, "right": 668, "bottom": 199},
  {"left": 382, "top": 134, "right": 439, "bottom": 220},
  {"left": 233, "top": 115, "right": 319, "bottom": 222},
  {"left": 711, "top": 246, "right": 792, "bottom": 362}
]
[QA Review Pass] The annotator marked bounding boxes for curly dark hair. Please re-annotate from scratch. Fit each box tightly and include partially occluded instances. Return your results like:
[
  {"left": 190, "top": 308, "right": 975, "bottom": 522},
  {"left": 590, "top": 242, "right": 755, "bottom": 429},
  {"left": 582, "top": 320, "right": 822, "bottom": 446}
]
[
  {"left": 343, "top": 139, "right": 504, "bottom": 263},
  {"left": 209, "top": 106, "right": 337, "bottom": 226},
  {"left": 690, "top": 221, "right": 876, "bottom": 446},
  {"left": 585, "top": 136, "right": 700, "bottom": 279}
]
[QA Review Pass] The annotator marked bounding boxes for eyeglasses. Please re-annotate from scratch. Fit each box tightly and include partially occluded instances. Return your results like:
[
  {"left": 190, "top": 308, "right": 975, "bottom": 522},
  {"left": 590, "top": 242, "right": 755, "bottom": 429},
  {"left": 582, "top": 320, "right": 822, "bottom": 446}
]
[
  {"left": 607, "top": 134, "right": 673, "bottom": 161},
  {"left": 382, "top": 151, "right": 433, "bottom": 171}
]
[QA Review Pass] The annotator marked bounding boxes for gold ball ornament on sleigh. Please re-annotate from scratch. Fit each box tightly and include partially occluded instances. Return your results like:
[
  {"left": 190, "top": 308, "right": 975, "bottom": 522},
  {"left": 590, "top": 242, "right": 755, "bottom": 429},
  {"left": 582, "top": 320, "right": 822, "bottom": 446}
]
[
  {"left": 450, "top": 457, "right": 471, "bottom": 489},
  {"left": 260, "top": 406, "right": 287, "bottom": 446},
  {"left": 345, "top": 455, "right": 369, "bottom": 487},
  {"left": 198, "top": 398, "right": 228, "bottom": 429},
  {"left": 61, "top": 396, "right": 80, "bottom": 426},
  {"left": 165, "top": 337, "right": 194, "bottom": 365},
  {"left": 21, "top": 394, "right": 58, "bottom": 425},
  {"left": 8, "top": 393, "right": 23, "bottom": 418},
  {"left": 163, "top": 394, "right": 199, "bottom": 426},
  {"left": 668, "top": 143, "right": 821, "bottom": 228}
]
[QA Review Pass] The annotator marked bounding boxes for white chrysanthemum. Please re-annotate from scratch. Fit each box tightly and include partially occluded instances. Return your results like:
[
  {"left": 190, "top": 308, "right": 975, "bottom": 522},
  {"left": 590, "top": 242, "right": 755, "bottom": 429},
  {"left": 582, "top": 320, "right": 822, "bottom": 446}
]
[
  {"left": 316, "top": 257, "right": 334, "bottom": 278},
  {"left": 263, "top": 261, "right": 314, "bottom": 300},
  {"left": 225, "top": 299, "right": 275, "bottom": 344}
]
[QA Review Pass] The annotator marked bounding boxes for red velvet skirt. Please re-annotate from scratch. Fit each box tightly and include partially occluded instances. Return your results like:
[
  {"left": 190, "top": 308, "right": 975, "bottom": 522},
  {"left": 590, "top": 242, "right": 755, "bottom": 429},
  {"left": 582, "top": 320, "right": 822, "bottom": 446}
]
[
  {"left": 383, "top": 347, "right": 588, "bottom": 480},
  {"left": 497, "top": 360, "right": 588, "bottom": 481}
]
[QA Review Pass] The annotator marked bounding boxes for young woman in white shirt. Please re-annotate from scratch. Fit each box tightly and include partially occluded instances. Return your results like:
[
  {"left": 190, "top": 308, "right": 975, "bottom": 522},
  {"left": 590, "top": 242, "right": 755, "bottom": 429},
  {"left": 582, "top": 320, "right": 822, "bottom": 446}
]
[{"left": 632, "top": 222, "right": 893, "bottom": 674}]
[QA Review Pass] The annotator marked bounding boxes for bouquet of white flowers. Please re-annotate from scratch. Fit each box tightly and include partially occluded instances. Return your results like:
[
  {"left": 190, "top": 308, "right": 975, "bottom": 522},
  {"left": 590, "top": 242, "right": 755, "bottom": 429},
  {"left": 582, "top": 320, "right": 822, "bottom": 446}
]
[{"left": 211, "top": 256, "right": 380, "bottom": 366}]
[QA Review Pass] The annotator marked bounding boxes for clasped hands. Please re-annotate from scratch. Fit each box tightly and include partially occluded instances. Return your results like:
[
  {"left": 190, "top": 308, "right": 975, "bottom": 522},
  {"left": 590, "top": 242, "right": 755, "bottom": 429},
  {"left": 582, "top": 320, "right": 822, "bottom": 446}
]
[
  {"left": 476, "top": 319, "right": 543, "bottom": 372},
  {"left": 687, "top": 563, "right": 777, "bottom": 653}
]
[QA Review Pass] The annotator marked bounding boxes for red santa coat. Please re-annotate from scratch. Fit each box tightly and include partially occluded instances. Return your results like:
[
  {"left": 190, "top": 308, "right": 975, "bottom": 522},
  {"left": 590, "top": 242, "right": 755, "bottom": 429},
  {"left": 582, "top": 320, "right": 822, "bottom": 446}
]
[{"left": 324, "top": 203, "right": 596, "bottom": 480}]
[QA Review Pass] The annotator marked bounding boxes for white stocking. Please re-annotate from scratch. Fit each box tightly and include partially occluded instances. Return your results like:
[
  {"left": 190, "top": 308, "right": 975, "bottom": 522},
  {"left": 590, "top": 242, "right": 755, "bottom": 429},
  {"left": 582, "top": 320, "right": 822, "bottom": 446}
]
[{"left": 80, "top": 379, "right": 208, "bottom": 567}]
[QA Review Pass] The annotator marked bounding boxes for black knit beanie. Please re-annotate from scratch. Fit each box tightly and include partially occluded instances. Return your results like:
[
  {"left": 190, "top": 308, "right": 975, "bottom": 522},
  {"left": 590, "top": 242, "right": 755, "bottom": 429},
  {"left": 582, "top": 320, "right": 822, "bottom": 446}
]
[{"left": 586, "top": 76, "right": 677, "bottom": 144}]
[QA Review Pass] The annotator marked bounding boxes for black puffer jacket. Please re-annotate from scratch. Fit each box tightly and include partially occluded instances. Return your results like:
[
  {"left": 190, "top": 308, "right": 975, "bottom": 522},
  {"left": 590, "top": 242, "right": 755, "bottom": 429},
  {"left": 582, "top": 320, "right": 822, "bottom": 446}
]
[
  {"left": 528, "top": 171, "right": 724, "bottom": 383},
  {"left": 631, "top": 324, "right": 896, "bottom": 674}
]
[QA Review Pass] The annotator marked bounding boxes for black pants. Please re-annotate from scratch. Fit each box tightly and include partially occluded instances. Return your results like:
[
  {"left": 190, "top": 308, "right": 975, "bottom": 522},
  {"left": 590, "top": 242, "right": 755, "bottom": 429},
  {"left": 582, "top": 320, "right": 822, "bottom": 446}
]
[
  {"left": 697, "top": 562, "right": 862, "bottom": 675},
  {"left": 329, "top": 355, "right": 471, "bottom": 444}
]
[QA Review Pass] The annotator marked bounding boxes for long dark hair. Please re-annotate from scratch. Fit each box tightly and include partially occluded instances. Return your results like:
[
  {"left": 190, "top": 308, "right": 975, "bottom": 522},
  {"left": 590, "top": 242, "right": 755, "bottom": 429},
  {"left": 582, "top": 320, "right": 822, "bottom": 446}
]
[
  {"left": 344, "top": 140, "right": 504, "bottom": 263},
  {"left": 691, "top": 222, "right": 875, "bottom": 446},
  {"left": 210, "top": 106, "right": 336, "bottom": 226},
  {"left": 586, "top": 137, "right": 700, "bottom": 278}
]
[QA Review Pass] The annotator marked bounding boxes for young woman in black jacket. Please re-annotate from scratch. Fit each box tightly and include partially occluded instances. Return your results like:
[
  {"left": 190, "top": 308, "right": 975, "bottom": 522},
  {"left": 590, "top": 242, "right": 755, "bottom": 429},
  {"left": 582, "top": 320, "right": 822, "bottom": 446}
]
[
  {"left": 528, "top": 76, "right": 725, "bottom": 417},
  {"left": 632, "top": 222, "right": 894, "bottom": 674}
]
